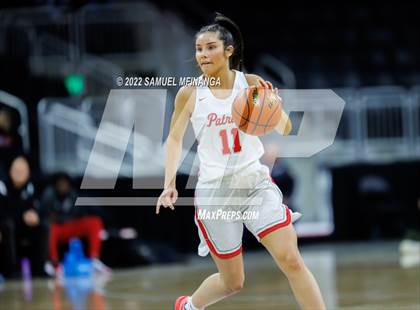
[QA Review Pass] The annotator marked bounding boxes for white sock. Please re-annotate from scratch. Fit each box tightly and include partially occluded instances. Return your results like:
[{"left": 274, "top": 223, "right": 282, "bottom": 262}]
[{"left": 184, "top": 296, "right": 201, "bottom": 310}]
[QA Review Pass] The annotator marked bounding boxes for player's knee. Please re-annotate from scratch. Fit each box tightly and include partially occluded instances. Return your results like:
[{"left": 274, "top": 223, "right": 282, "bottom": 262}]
[
  {"left": 222, "top": 275, "right": 244, "bottom": 294},
  {"left": 225, "top": 280, "right": 244, "bottom": 294},
  {"left": 276, "top": 249, "right": 303, "bottom": 273},
  {"left": 284, "top": 253, "right": 303, "bottom": 273}
]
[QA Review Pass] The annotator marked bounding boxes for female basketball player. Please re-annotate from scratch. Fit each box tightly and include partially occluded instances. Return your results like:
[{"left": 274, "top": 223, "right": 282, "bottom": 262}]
[{"left": 156, "top": 13, "right": 326, "bottom": 310}]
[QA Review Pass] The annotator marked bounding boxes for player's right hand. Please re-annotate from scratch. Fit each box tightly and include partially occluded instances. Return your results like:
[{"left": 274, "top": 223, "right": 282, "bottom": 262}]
[{"left": 156, "top": 187, "right": 178, "bottom": 214}]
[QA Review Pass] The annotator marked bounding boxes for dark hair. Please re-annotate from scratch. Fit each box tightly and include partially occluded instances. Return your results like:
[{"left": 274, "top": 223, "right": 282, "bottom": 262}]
[
  {"left": 196, "top": 12, "right": 244, "bottom": 71},
  {"left": 52, "top": 172, "right": 72, "bottom": 186}
]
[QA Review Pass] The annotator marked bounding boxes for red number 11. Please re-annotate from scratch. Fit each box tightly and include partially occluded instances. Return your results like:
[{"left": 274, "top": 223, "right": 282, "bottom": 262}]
[{"left": 219, "top": 128, "right": 242, "bottom": 155}]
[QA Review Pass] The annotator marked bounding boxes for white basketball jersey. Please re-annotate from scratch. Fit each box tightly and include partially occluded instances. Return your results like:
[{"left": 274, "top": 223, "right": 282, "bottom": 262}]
[{"left": 190, "top": 70, "right": 265, "bottom": 183}]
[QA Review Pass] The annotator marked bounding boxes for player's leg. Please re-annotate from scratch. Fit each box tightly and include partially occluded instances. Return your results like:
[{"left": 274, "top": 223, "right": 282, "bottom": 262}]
[
  {"left": 243, "top": 171, "right": 325, "bottom": 309},
  {"left": 261, "top": 223, "right": 325, "bottom": 310},
  {"left": 188, "top": 252, "right": 245, "bottom": 309},
  {"left": 179, "top": 185, "right": 245, "bottom": 310}
]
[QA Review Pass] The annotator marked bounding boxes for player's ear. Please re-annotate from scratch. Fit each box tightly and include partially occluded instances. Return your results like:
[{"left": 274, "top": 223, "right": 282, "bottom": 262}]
[{"left": 225, "top": 45, "right": 234, "bottom": 58}]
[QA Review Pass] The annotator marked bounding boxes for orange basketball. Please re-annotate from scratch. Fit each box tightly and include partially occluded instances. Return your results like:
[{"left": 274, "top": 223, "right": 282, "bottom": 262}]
[{"left": 232, "top": 86, "right": 282, "bottom": 136}]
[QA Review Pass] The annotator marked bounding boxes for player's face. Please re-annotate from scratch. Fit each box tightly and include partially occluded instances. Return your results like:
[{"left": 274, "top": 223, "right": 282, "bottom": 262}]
[{"left": 195, "top": 32, "right": 231, "bottom": 75}]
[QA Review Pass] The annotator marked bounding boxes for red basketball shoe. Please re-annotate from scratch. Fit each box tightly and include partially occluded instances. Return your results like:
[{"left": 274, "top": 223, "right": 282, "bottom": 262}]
[{"left": 174, "top": 295, "right": 189, "bottom": 310}]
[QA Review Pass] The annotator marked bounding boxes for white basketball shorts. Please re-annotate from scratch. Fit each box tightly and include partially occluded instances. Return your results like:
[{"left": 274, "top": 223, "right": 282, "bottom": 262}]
[{"left": 194, "top": 161, "right": 291, "bottom": 259}]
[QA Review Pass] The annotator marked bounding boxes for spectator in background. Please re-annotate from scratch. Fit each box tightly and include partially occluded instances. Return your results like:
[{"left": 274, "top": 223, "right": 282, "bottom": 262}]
[
  {"left": 40, "top": 172, "right": 111, "bottom": 276},
  {"left": 0, "top": 155, "right": 47, "bottom": 278},
  {"left": 0, "top": 107, "right": 23, "bottom": 178}
]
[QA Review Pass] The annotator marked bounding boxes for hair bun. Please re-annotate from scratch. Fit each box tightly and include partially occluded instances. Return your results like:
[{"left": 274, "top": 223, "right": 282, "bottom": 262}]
[{"left": 214, "top": 12, "right": 230, "bottom": 27}]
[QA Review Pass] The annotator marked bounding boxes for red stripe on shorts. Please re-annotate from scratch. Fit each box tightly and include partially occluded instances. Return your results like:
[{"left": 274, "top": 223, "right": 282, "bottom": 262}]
[
  {"left": 194, "top": 207, "right": 242, "bottom": 259},
  {"left": 257, "top": 206, "right": 291, "bottom": 239}
]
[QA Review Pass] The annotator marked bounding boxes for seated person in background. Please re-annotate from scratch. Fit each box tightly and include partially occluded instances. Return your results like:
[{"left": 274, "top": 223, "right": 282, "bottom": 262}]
[
  {"left": 40, "top": 172, "right": 111, "bottom": 276},
  {"left": 0, "top": 107, "right": 23, "bottom": 178},
  {"left": 0, "top": 155, "right": 47, "bottom": 278}
]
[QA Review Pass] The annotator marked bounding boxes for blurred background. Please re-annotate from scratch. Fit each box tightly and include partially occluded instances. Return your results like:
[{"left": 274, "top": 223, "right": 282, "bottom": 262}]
[{"left": 0, "top": 1, "right": 419, "bottom": 309}]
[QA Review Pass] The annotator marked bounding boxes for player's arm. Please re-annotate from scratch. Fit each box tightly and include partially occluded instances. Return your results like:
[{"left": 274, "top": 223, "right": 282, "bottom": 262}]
[
  {"left": 275, "top": 109, "right": 292, "bottom": 135},
  {"left": 245, "top": 74, "right": 292, "bottom": 135},
  {"left": 156, "top": 86, "right": 194, "bottom": 214},
  {"left": 164, "top": 86, "right": 193, "bottom": 189}
]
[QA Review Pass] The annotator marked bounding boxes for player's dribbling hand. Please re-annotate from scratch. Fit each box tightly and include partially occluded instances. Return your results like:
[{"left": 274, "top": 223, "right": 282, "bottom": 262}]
[
  {"left": 257, "top": 78, "right": 273, "bottom": 90},
  {"left": 257, "top": 78, "right": 281, "bottom": 101},
  {"left": 156, "top": 187, "right": 178, "bottom": 214}
]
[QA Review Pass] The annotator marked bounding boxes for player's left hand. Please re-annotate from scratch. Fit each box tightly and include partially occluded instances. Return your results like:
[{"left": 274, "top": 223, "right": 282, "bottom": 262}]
[{"left": 257, "top": 78, "right": 281, "bottom": 101}]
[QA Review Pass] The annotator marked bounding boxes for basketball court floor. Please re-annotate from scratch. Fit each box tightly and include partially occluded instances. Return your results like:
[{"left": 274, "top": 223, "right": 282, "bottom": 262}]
[{"left": 0, "top": 241, "right": 418, "bottom": 309}]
